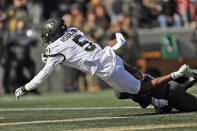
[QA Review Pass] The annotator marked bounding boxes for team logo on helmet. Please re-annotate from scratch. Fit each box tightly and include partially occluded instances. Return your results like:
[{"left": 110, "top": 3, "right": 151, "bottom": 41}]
[{"left": 44, "top": 22, "right": 55, "bottom": 32}]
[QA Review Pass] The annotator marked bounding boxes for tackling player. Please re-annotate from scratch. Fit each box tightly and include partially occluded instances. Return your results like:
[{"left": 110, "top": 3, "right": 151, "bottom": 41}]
[
  {"left": 15, "top": 18, "right": 194, "bottom": 102},
  {"left": 114, "top": 71, "right": 197, "bottom": 113}
]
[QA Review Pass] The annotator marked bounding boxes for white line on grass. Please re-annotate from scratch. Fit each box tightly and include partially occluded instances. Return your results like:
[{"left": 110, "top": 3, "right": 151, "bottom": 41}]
[
  {"left": 0, "top": 117, "right": 126, "bottom": 126},
  {"left": 1, "top": 116, "right": 197, "bottom": 130},
  {"left": 0, "top": 106, "right": 153, "bottom": 112},
  {"left": 68, "top": 123, "right": 197, "bottom": 131}
]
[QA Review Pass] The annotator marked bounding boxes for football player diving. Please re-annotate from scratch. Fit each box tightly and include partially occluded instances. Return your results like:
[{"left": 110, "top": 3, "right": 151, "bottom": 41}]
[{"left": 15, "top": 18, "right": 196, "bottom": 110}]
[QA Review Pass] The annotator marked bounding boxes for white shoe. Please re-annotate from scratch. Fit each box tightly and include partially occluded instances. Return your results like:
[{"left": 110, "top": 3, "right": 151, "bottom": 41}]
[
  {"left": 153, "top": 99, "right": 168, "bottom": 114},
  {"left": 151, "top": 98, "right": 168, "bottom": 108},
  {"left": 154, "top": 99, "right": 168, "bottom": 108}
]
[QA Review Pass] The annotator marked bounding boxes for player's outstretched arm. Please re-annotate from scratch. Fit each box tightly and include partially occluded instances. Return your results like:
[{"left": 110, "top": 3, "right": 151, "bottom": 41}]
[
  {"left": 138, "top": 64, "right": 191, "bottom": 94},
  {"left": 15, "top": 55, "right": 64, "bottom": 100}
]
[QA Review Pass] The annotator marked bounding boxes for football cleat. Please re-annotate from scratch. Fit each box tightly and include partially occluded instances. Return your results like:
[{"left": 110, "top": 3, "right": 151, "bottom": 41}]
[
  {"left": 154, "top": 105, "right": 173, "bottom": 114},
  {"left": 153, "top": 99, "right": 168, "bottom": 114}
]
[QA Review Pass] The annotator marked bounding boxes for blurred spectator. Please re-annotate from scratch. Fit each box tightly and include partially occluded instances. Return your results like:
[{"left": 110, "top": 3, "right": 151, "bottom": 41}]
[
  {"left": 122, "top": 14, "right": 134, "bottom": 38},
  {"left": 62, "top": 13, "right": 73, "bottom": 27},
  {"left": 110, "top": 0, "right": 124, "bottom": 20},
  {"left": 124, "top": 0, "right": 145, "bottom": 29},
  {"left": 26, "top": 0, "right": 43, "bottom": 29},
  {"left": 0, "top": 19, "right": 10, "bottom": 94},
  {"left": 95, "top": 4, "right": 110, "bottom": 30},
  {"left": 0, "top": 10, "right": 7, "bottom": 55},
  {"left": 192, "top": 18, "right": 197, "bottom": 56},
  {"left": 1, "top": 32, "right": 17, "bottom": 94},
  {"left": 71, "top": 4, "right": 85, "bottom": 30},
  {"left": 83, "top": 10, "right": 105, "bottom": 44},
  {"left": 57, "top": 0, "right": 70, "bottom": 16},
  {"left": 75, "top": 0, "right": 89, "bottom": 14},
  {"left": 84, "top": 10, "right": 97, "bottom": 40},
  {"left": 177, "top": 0, "right": 191, "bottom": 27},
  {"left": 122, "top": 14, "right": 140, "bottom": 65},
  {"left": 89, "top": 0, "right": 100, "bottom": 7},
  {"left": 190, "top": 0, "right": 197, "bottom": 21},
  {"left": 142, "top": 0, "right": 161, "bottom": 23},
  {"left": 142, "top": 0, "right": 160, "bottom": 9},
  {"left": 0, "top": 21, "right": 4, "bottom": 59},
  {"left": 70, "top": 3, "right": 81, "bottom": 17},
  {"left": 156, "top": 0, "right": 182, "bottom": 28},
  {"left": 9, "top": 19, "right": 39, "bottom": 93},
  {"left": 7, "top": 0, "right": 30, "bottom": 33},
  {"left": 1, "top": 43, "right": 15, "bottom": 94}
]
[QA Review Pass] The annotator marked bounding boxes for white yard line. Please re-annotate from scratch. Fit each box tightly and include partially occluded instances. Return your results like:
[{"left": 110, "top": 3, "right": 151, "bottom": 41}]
[
  {"left": 0, "top": 116, "right": 197, "bottom": 130},
  {"left": 69, "top": 123, "right": 197, "bottom": 131},
  {"left": 0, "top": 106, "right": 153, "bottom": 112},
  {"left": 0, "top": 117, "right": 126, "bottom": 126}
]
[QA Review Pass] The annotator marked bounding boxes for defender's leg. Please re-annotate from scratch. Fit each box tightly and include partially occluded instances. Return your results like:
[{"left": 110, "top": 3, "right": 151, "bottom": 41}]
[{"left": 168, "top": 81, "right": 197, "bottom": 112}]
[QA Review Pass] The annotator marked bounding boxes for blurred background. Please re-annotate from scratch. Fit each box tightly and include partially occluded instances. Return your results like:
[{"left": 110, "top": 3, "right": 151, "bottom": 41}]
[{"left": 0, "top": 0, "right": 197, "bottom": 94}]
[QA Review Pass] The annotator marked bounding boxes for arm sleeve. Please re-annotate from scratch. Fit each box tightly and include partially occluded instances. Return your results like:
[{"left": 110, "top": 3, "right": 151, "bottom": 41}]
[{"left": 24, "top": 55, "right": 64, "bottom": 91}]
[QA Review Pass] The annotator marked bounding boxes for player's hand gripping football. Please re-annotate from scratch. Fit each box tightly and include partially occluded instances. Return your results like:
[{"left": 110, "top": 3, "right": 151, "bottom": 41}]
[{"left": 15, "top": 86, "right": 27, "bottom": 100}]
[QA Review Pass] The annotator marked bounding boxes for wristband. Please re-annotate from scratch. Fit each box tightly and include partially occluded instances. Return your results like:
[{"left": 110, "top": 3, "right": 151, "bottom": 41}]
[
  {"left": 171, "top": 72, "right": 183, "bottom": 80},
  {"left": 21, "top": 86, "right": 28, "bottom": 92}
]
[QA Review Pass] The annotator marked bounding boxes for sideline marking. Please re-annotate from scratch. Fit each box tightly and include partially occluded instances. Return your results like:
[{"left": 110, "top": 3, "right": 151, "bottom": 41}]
[
  {"left": 0, "top": 117, "right": 125, "bottom": 126},
  {"left": 0, "top": 106, "right": 153, "bottom": 112},
  {"left": 68, "top": 123, "right": 197, "bottom": 131}
]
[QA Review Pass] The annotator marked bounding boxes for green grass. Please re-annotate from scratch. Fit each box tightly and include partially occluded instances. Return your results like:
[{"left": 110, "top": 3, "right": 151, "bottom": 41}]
[{"left": 0, "top": 87, "right": 197, "bottom": 131}]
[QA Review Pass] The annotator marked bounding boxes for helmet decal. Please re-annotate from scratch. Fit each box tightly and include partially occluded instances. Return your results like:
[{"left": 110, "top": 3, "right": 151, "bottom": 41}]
[{"left": 44, "top": 22, "right": 55, "bottom": 32}]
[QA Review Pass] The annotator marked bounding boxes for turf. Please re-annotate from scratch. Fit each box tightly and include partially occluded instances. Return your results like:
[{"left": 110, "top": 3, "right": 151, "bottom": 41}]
[{"left": 0, "top": 87, "right": 197, "bottom": 131}]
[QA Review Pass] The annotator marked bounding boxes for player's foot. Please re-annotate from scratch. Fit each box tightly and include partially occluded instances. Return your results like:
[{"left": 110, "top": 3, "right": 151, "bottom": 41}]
[
  {"left": 152, "top": 98, "right": 168, "bottom": 113},
  {"left": 154, "top": 105, "right": 172, "bottom": 114}
]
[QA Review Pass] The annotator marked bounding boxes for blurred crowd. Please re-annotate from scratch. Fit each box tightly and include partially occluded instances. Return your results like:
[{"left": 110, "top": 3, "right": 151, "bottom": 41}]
[{"left": 0, "top": 0, "right": 197, "bottom": 94}]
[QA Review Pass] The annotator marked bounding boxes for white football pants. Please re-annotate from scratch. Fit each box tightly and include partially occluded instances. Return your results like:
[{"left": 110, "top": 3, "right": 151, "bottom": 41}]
[{"left": 105, "top": 55, "right": 141, "bottom": 94}]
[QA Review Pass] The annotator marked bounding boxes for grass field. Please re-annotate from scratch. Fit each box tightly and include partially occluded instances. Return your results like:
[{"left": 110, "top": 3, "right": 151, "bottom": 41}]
[{"left": 1, "top": 87, "right": 197, "bottom": 131}]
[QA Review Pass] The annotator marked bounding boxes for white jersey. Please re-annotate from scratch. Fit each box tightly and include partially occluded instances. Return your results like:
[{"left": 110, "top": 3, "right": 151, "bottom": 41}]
[
  {"left": 45, "top": 27, "right": 116, "bottom": 79},
  {"left": 25, "top": 28, "right": 117, "bottom": 91}
]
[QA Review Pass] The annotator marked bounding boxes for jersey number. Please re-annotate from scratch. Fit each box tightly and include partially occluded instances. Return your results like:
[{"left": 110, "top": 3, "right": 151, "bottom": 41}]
[{"left": 72, "top": 35, "right": 96, "bottom": 52}]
